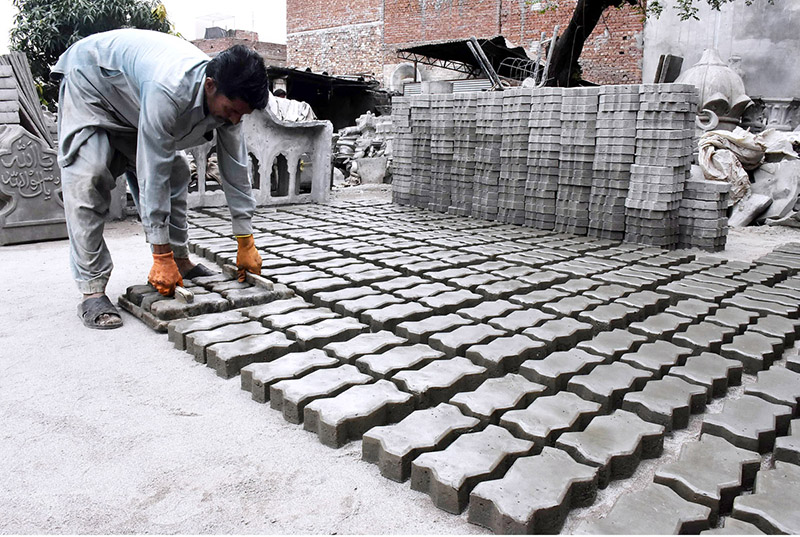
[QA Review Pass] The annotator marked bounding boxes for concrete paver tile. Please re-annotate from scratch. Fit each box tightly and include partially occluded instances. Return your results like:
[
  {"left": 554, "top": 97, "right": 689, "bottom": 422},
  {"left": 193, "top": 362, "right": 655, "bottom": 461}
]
[
  {"left": 241, "top": 297, "right": 312, "bottom": 321},
  {"left": 292, "top": 277, "right": 351, "bottom": 300},
  {"left": 499, "top": 391, "right": 602, "bottom": 449},
  {"left": 731, "top": 462, "right": 800, "bottom": 534},
  {"left": 185, "top": 321, "right": 269, "bottom": 363},
  {"left": 654, "top": 434, "right": 760, "bottom": 522},
  {"left": 346, "top": 268, "right": 404, "bottom": 285},
  {"left": 508, "top": 288, "right": 570, "bottom": 308},
  {"left": 615, "top": 289, "right": 671, "bottom": 316},
  {"left": 668, "top": 352, "right": 743, "bottom": 399},
  {"left": 567, "top": 362, "right": 653, "bottom": 412},
  {"left": 334, "top": 293, "right": 403, "bottom": 317},
  {"left": 519, "top": 349, "right": 607, "bottom": 393},
  {"left": 449, "top": 272, "right": 503, "bottom": 291},
  {"left": 206, "top": 331, "right": 298, "bottom": 379},
  {"left": 622, "top": 375, "right": 708, "bottom": 431},
  {"left": 701, "top": 518, "right": 765, "bottom": 534},
  {"left": 486, "top": 308, "right": 555, "bottom": 333},
  {"left": 719, "top": 332, "right": 784, "bottom": 374},
  {"left": 666, "top": 298, "right": 719, "bottom": 320},
  {"left": 619, "top": 340, "right": 694, "bottom": 378},
  {"left": 167, "top": 310, "right": 248, "bottom": 350},
  {"left": 701, "top": 394, "right": 793, "bottom": 453},
  {"left": 395, "top": 282, "right": 454, "bottom": 300},
  {"left": 323, "top": 331, "right": 407, "bottom": 364},
  {"left": 362, "top": 403, "right": 480, "bottom": 482},
  {"left": 419, "top": 289, "right": 483, "bottom": 314},
  {"left": 458, "top": 299, "right": 522, "bottom": 323},
  {"left": 749, "top": 314, "right": 800, "bottom": 346},
  {"left": 361, "top": 302, "right": 434, "bottom": 332},
  {"left": 392, "top": 357, "right": 488, "bottom": 408},
  {"left": 371, "top": 275, "right": 429, "bottom": 293},
  {"left": 706, "top": 307, "right": 763, "bottom": 333},
  {"left": 410, "top": 425, "right": 533, "bottom": 514},
  {"left": 355, "top": 344, "right": 446, "bottom": 379},
  {"left": 465, "top": 334, "right": 547, "bottom": 376},
  {"left": 517, "top": 270, "right": 571, "bottom": 289},
  {"left": 396, "top": 313, "right": 474, "bottom": 344},
  {"left": 575, "top": 329, "right": 648, "bottom": 360},
  {"left": 468, "top": 447, "right": 597, "bottom": 534},
  {"left": 552, "top": 277, "right": 603, "bottom": 294},
  {"left": 303, "top": 380, "right": 415, "bottom": 448},
  {"left": 774, "top": 418, "right": 800, "bottom": 466},
  {"left": 577, "top": 302, "right": 640, "bottom": 332},
  {"left": 672, "top": 322, "right": 739, "bottom": 353},
  {"left": 722, "top": 294, "right": 799, "bottom": 318},
  {"left": 312, "top": 286, "right": 379, "bottom": 309},
  {"left": 287, "top": 317, "right": 370, "bottom": 350},
  {"left": 542, "top": 295, "right": 603, "bottom": 317},
  {"left": 242, "top": 349, "right": 338, "bottom": 402},
  {"left": 270, "top": 364, "right": 373, "bottom": 423},
  {"left": 556, "top": 410, "right": 664, "bottom": 488},
  {"left": 744, "top": 367, "right": 800, "bottom": 412},
  {"left": 449, "top": 374, "right": 545, "bottom": 425},
  {"left": 148, "top": 292, "right": 229, "bottom": 321},
  {"left": 262, "top": 307, "right": 338, "bottom": 330},
  {"left": 628, "top": 311, "right": 694, "bottom": 341},
  {"left": 523, "top": 318, "right": 594, "bottom": 353},
  {"left": 428, "top": 324, "right": 505, "bottom": 358},
  {"left": 575, "top": 482, "right": 711, "bottom": 534}
]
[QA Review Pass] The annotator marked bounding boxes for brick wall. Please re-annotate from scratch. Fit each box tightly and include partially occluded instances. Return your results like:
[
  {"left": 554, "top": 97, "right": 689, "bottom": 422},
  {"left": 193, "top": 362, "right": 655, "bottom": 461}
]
[
  {"left": 288, "top": 0, "right": 643, "bottom": 85},
  {"left": 193, "top": 32, "right": 287, "bottom": 66}
]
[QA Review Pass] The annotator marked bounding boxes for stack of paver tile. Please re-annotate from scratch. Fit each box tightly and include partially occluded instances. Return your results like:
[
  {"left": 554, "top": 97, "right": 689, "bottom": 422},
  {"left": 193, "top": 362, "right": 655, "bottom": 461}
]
[
  {"left": 140, "top": 205, "right": 800, "bottom": 535},
  {"left": 497, "top": 89, "right": 532, "bottom": 225},
  {"left": 449, "top": 92, "right": 478, "bottom": 216},
  {"left": 390, "top": 96, "right": 412, "bottom": 205},
  {"left": 588, "top": 84, "right": 640, "bottom": 240},
  {"left": 471, "top": 92, "right": 503, "bottom": 220},
  {"left": 679, "top": 176, "right": 731, "bottom": 251},
  {"left": 0, "top": 64, "right": 19, "bottom": 125},
  {"left": 523, "top": 87, "right": 562, "bottom": 230},
  {"left": 409, "top": 95, "right": 432, "bottom": 208},
  {"left": 429, "top": 94, "right": 455, "bottom": 213},
  {"left": 624, "top": 84, "right": 698, "bottom": 248},
  {"left": 555, "top": 86, "right": 599, "bottom": 235}
]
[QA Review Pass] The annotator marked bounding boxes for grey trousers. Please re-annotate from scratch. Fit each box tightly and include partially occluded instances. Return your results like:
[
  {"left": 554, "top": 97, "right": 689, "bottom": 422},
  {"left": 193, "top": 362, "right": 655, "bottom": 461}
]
[{"left": 60, "top": 128, "right": 191, "bottom": 294}]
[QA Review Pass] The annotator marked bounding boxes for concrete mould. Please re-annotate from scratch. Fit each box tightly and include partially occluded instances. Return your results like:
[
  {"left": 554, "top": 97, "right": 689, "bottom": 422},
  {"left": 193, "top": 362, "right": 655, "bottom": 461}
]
[{"left": 188, "top": 107, "right": 332, "bottom": 209}]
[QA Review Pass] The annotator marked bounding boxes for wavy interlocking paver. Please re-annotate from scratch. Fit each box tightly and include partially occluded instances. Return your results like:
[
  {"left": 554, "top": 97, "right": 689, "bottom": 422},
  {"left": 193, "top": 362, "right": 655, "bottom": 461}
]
[
  {"left": 628, "top": 311, "right": 694, "bottom": 341},
  {"left": 362, "top": 403, "right": 480, "bottom": 482},
  {"left": 311, "top": 286, "right": 378, "bottom": 308},
  {"left": 464, "top": 334, "right": 547, "bottom": 376},
  {"left": 706, "top": 306, "right": 762, "bottom": 333},
  {"left": 567, "top": 362, "right": 652, "bottom": 412},
  {"left": 500, "top": 391, "right": 601, "bottom": 449},
  {"left": 668, "top": 352, "right": 743, "bottom": 398},
  {"left": 206, "top": 331, "right": 298, "bottom": 378},
  {"left": 577, "top": 302, "right": 640, "bottom": 332},
  {"left": 270, "top": 364, "right": 372, "bottom": 423},
  {"left": 665, "top": 298, "right": 719, "bottom": 320},
  {"left": 167, "top": 310, "right": 248, "bottom": 350},
  {"left": 468, "top": 447, "right": 598, "bottom": 534},
  {"left": 575, "top": 482, "right": 711, "bottom": 534},
  {"left": 410, "top": 425, "right": 533, "bottom": 514},
  {"left": 360, "top": 301, "right": 434, "bottom": 331},
  {"left": 509, "top": 288, "right": 570, "bottom": 308},
  {"left": 744, "top": 366, "right": 800, "bottom": 412},
  {"left": 242, "top": 349, "right": 339, "bottom": 402},
  {"left": 775, "top": 418, "right": 800, "bottom": 466},
  {"left": 355, "top": 343, "right": 445, "bottom": 379},
  {"left": 395, "top": 313, "right": 473, "bottom": 344},
  {"left": 575, "top": 329, "right": 648, "bottom": 361},
  {"left": 701, "top": 394, "right": 793, "bottom": 453},
  {"left": 448, "top": 374, "right": 545, "bottom": 425},
  {"left": 184, "top": 321, "right": 269, "bottom": 363},
  {"left": 322, "top": 330, "right": 407, "bottom": 364},
  {"left": 428, "top": 324, "right": 505, "bottom": 358},
  {"left": 654, "top": 434, "right": 760, "bottom": 522},
  {"left": 748, "top": 314, "right": 800, "bottom": 346},
  {"left": 457, "top": 299, "right": 522, "bottom": 322},
  {"left": 303, "top": 380, "right": 415, "bottom": 448},
  {"left": 519, "top": 349, "right": 607, "bottom": 393},
  {"left": 486, "top": 308, "right": 555, "bottom": 333},
  {"left": 523, "top": 318, "right": 594, "bottom": 353},
  {"left": 719, "top": 332, "right": 784, "bottom": 374},
  {"left": 392, "top": 357, "right": 488, "bottom": 408},
  {"left": 619, "top": 340, "right": 693, "bottom": 378},
  {"left": 672, "top": 322, "right": 738, "bottom": 353},
  {"left": 394, "top": 282, "right": 453, "bottom": 300},
  {"left": 622, "top": 375, "right": 707, "bottom": 431},
  {"left": 731, "top": 462, "right": 800, "bottom": 534},
  {"left": 556, "top": 410, "right": 664, "bottom": 488},
  {"left": 286, "top": 317, "right": 369, "bottom": 350},
  {"left": 262, "top": 307, "right": 338, "bottom": 330}
]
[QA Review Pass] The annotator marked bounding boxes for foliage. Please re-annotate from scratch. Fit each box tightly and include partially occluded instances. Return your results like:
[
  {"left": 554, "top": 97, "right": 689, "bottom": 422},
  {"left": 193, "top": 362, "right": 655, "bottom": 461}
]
[
  {"left": 648, "top": 0, "right": 774, "bottom": 20},
  {"left": 10, "top": 0, "right": 173, "bottom": 107}
]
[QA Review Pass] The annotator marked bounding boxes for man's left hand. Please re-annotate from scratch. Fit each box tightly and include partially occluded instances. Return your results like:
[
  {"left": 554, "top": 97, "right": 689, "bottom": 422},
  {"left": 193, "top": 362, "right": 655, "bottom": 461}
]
[{"left": 235, "top": 234, "right": 262, "bottom": 282}]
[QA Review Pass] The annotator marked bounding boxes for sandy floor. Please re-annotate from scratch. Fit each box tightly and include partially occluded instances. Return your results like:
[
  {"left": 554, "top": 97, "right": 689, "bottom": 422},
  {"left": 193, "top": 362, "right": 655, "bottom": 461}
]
[{"left": 1, "top": 192, "right": 798, "bottom": 533}]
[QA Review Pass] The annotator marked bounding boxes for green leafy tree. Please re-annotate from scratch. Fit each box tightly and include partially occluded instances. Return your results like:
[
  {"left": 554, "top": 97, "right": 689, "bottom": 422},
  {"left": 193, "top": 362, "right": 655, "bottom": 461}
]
[
  {"left": 543, "top": 0, "right": 774, "bottom": 87},
  {"left": 10, "top": 0, "right": 173, "bottom": 107}
]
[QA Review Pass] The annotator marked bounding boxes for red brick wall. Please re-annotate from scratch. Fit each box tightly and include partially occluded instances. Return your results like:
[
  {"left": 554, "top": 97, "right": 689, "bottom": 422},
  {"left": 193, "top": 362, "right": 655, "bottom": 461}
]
[
  {"left": 288, "top": 0, "right": 643, "bottom": 85},
  {"left": 193, "top": 36, "right": 287, "bottom": 66}
]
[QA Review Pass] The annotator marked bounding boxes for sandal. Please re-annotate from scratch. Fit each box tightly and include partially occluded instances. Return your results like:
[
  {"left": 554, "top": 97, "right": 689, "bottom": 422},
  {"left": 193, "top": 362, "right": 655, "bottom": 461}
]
[
  {"left": 183, "top": 263, "right": 218, "bottom": 279},
  {"left": 78, "top": 295, "right": 123, "bottom": 330}
]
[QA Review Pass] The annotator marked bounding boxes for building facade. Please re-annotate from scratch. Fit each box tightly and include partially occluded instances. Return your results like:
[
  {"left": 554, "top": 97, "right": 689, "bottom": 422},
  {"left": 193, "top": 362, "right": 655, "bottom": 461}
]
[{"left": 286, "top": 0, "right": 644, "bottom": 87}]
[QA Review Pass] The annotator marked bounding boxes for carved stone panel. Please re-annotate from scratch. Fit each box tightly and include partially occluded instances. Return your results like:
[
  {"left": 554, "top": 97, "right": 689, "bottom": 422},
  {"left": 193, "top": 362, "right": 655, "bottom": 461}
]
[{"left": 0, "top": 125, "right": 66, "bottom": 245}]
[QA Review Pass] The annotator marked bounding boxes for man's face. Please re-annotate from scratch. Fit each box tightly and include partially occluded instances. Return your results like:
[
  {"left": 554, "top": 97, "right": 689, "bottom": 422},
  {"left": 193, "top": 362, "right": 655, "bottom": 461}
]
[{"left": 204, "top": 77, "right": 253, "bottom": 125}]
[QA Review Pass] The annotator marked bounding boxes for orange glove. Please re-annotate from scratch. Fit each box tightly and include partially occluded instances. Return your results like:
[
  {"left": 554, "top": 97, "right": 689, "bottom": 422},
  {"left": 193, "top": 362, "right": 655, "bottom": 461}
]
[
  {"left": 236, "top": 234, "right": 262, "bottom": 282},
  {"left": 148, "top": 251, "right": 184, "bottom": 296}
]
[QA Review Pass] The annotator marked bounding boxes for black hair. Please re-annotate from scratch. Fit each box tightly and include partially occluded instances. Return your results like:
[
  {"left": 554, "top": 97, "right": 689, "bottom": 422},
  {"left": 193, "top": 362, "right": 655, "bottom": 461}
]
[
  {"left": 273, "top": 88, "right": 286, "bottom": 97},
  {"left": 206, "top": 45, "right": 269, "bottom": 110}
]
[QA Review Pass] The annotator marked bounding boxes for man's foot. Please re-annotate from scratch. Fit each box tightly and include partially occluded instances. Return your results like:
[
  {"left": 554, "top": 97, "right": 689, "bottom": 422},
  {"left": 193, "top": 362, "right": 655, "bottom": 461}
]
[
  {"left": 175, "top": 258, "right": 218, "bottom": 279},
  {"left": 78, "top": 293, "right": 123, "bottom": 330}
]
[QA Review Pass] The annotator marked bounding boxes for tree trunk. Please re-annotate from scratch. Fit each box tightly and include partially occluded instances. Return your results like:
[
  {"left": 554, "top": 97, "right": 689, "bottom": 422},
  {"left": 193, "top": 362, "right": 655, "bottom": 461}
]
[{"left": 545, "top": 0, "right": 637, "bottom": 87}]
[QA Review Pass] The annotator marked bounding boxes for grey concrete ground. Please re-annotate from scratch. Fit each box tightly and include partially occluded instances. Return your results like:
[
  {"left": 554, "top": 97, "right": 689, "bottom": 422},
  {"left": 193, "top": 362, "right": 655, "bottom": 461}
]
[{"left": 1, "top": 186, "right": 799, "bottom": 534}]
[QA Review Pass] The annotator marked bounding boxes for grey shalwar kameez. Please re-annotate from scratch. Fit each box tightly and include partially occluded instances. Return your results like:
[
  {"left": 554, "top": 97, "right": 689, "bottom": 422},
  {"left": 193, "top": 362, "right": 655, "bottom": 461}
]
[{"left": 52, "top": 29, "right": 256, "bottom": 294}]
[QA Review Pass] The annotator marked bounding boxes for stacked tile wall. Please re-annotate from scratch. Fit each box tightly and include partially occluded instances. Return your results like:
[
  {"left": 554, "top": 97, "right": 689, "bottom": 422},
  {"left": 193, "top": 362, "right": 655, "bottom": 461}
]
[{"left": 391, "top": 84, "right": 730, "bottom": 251}]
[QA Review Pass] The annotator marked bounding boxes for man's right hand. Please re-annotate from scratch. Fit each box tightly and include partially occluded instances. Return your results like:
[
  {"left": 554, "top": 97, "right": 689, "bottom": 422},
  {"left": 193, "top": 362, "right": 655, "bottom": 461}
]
[{"left": 148, "top": 251, "right": 183, "bottom": 296}]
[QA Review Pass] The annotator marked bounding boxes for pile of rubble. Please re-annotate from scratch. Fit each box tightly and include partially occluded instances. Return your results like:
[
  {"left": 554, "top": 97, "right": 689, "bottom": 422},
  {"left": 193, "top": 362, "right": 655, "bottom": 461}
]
[{"left": 333, "top": 112, "right": 393, "bottom": 186}]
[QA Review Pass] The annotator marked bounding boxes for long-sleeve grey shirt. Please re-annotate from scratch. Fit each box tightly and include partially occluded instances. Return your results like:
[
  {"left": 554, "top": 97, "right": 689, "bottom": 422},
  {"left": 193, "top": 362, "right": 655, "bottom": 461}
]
[{"left": 52, "top": 29, "right": 255, "bottom": 244}]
